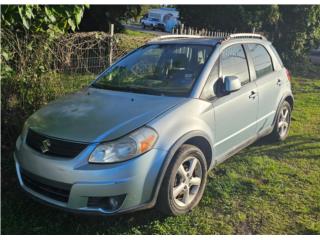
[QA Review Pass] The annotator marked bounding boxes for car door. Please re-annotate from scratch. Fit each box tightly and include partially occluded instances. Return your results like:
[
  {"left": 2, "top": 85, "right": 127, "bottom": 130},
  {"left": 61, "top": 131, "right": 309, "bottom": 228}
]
[
  {"left": 212, "top": 44, "right": 259, "bottom": 159},
  {"left": 244, "top": 43, "right": 282, "bottom": 133}
]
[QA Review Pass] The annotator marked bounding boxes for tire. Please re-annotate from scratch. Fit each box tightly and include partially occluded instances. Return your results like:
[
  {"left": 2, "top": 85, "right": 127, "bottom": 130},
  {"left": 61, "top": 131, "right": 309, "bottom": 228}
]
[
  {"left": 157, "top": 144, "right": 208, "bottom": 216},
  {"left": 269, "top": 100, "right": 292, "bottom": 141},
  {"left": 142, "top": 23, "right": 146, "bottom": 29}
]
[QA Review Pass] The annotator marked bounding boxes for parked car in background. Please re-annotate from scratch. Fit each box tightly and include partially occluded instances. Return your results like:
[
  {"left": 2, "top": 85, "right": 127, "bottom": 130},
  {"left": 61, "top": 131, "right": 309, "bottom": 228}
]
[
  {"left": 310, "top": 47, "right": 320, "bottom": 65},
  {"left": 14, "top": 33, "right": 293, "bottom": 216},
  {"left": 141, "top": 17, "right": 163, "bottom": 31}
]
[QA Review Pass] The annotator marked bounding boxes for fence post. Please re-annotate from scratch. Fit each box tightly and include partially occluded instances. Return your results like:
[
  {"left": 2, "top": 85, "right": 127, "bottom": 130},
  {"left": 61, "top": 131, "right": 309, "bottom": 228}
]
[
  {"left": 180, "top": 24, "right": 184, "bottom": 34},
  {"left": 109, "top": 23, "right": 114, "bottom": 66}
]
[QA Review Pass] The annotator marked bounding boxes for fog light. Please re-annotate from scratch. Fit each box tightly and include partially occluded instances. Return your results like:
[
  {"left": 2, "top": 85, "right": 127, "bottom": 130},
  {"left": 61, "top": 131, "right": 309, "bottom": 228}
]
[
  {"left": 109, "top": 197, "right": 119, "bottom": 210},
  {"left": 87, "top": 194, "right": 126, "bottom": 212}
]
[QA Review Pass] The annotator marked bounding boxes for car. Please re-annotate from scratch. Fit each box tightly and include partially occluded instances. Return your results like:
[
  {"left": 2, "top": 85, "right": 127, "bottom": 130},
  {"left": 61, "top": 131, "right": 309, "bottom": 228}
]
[
  {"left": 14, "top": 33, "right": 294, "bottom": 216},
  {"left": 141, "top": 17, "right": 162, "bottom": 30}
]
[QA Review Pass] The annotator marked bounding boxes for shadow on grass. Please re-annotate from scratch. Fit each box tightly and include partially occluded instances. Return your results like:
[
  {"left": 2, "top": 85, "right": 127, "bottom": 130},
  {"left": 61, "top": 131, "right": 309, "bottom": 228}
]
[{"left": 241, "top": 134, "right": 320, "bottom": 160}]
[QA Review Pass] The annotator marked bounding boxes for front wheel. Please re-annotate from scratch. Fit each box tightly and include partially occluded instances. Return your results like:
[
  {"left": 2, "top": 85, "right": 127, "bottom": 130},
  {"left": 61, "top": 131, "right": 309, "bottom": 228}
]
[
  {"left": 157, "top": 144, "right": 207, "bottom": 216},
  {"left": 269, "top": 100, "right": 292, "bottom": 141}
]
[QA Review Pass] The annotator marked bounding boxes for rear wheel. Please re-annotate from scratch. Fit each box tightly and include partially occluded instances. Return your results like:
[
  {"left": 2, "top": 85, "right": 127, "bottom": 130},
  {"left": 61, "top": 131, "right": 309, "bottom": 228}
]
[
  {"left": 157, "top": 144, "right": 207, "bottom": 216},
  {"left": 269, "top": 101, "right": 292, "bottom": 141}
]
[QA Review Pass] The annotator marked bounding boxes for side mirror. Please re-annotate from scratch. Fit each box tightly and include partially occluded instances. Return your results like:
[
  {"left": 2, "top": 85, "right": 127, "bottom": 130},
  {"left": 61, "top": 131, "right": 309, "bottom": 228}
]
[{"left": 224, "top": 76, "right": 241, "bottom": 92}]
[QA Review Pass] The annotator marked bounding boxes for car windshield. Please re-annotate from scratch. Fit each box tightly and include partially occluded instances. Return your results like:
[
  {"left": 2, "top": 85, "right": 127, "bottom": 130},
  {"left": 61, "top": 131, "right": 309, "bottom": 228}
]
[{"left": 92, "top": 44, "right": 214, "bottom": 97}]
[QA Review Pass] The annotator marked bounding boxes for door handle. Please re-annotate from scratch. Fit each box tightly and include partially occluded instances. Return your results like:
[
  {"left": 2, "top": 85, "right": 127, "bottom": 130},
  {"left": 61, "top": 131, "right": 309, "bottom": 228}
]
[
  {"left": 249, "top": 91, "right": 257, "bottom": 99},
  {"left": 277, "top": 79, "right": 282, "bottom": 86}
]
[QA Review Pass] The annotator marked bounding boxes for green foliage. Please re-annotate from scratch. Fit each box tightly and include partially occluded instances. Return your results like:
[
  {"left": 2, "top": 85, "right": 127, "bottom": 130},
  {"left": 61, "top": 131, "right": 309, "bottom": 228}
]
[
  {"left": 273, "top": 6, "right": 320, "bottom": 66},
  {"left": 139, "top": 5, "right": 161, "bottom": 18},
  {"left": 1, "top": 5, "right": 87, "bottom": 35},
  {"left": 176, "top": 5, "right": 320, "bottom": 67},
  {"left": 78, "top": 5, "right": 142, "bottom": 32},
  {"left": 1, "top": 5, "right": 87, "bottom": 146}
]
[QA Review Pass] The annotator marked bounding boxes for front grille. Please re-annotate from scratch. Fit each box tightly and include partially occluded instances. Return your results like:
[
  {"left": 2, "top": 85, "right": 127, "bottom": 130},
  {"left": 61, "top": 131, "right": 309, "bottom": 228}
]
[
  {"left": 26, "top": 128, "right": 88, "bottom": 158},
  {"left": 21, "top": 169, "right": 71, "bottom": 203}
]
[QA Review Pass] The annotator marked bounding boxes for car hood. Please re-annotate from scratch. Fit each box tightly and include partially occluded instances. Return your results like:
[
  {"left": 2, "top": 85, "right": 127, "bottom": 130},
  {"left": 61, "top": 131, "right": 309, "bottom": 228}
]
[{"left": 26, "top": 88, "right": 187, "bottom": 143}]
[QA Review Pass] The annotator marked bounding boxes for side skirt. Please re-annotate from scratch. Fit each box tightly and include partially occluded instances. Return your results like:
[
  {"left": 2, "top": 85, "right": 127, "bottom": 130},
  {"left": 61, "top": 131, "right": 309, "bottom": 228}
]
[{"left": 214, "top": 126, "right": 273, "bottom": 166}]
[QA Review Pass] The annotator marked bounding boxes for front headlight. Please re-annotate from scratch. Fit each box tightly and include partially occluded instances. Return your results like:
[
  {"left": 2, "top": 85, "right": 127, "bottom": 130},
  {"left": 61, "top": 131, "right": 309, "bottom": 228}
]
[{"left": 88, "top": 127, "right": 158, "bottom": 164}]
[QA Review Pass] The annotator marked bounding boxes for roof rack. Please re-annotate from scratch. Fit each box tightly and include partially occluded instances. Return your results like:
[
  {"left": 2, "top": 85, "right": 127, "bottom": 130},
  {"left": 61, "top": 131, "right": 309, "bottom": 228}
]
[
  {"left": 149, "top": 34, "right": 202, "bottom": 42},
  {"left": 224, "top": 33, "right": 266, "bottom": 41},
  {"left": 148, "top": 33, "right": 267, "bottom": 43}
]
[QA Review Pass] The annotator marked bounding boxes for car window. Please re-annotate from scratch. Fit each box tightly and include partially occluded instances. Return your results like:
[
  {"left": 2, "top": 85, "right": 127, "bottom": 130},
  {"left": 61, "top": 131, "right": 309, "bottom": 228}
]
[
  {"left": 92, "top": 44, "right": 214, "bottom": 97},
  {"left": 247, "top": 43, "right": 274, "bottom": 78},
  {"left": 221, "top": 44, "right": 250, "bottom": 85},
  {"left": 270, "top": 44, "right": 284, "bottom": 67}
]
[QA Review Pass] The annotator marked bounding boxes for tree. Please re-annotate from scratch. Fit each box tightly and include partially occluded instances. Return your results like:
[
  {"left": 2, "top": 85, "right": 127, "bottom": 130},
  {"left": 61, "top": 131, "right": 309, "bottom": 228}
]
[
  {"left": 274, "top": 5, "right": 320, "bottom": 66},
  {"left": 177, "top": 5, "right": 244, "bottom": 32},
  {"left": 1, "top": 5, "right": 87, "bottom": 36},
  {"left": 78, "top": 5, "right": 142, "bottom": 32},
  {"left": 176, "top": 5, "right": 320, "bottom": 66}
]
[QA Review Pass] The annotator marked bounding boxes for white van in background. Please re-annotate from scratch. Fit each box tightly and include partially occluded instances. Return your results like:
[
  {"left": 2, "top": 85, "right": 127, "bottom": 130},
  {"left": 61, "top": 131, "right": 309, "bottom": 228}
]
[{"left": 141, "top": 8, "right": 180, "bottom": 33}]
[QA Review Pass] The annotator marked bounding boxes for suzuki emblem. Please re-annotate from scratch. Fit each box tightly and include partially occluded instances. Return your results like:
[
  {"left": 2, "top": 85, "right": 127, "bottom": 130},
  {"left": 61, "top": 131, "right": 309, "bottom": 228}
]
[{"left": 40, "top": 139, "right": 51, "bottom": 153}]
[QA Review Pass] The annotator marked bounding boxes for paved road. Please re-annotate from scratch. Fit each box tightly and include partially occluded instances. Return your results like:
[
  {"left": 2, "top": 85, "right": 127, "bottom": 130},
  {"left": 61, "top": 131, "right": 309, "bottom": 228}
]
[{"left": 123, "top": 24, "right": 169, "bottom": 36}]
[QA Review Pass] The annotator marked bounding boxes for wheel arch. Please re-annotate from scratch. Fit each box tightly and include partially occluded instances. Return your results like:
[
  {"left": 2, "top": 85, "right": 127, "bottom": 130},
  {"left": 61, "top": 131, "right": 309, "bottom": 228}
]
[
  {"left": 272, "top": 92, "right": 294, "bottom": 127},
  {"left": 284, "top": 95, "right": 294, "bottom": 110},
  {"left": 184, "top": 136, "right": 213, "bottom": 169},
  {"left": 150, "top": 130, "right": 214, "bottom": 206}
]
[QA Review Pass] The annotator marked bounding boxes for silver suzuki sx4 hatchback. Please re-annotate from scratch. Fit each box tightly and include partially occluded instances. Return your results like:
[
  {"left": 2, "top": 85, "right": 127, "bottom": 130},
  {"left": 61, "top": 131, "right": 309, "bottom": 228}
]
[{"left": 15, "top": 34, "right": 294, "bottom": 216}]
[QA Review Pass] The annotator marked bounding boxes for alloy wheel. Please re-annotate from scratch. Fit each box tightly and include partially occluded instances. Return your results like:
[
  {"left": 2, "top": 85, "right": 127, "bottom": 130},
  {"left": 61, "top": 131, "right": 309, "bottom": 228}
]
[
  {"left": 278, "top": 105, "right": 290, "bottom": 138},
  {"left": 172, "top": 156, "right": 203, "bottom": 207}
]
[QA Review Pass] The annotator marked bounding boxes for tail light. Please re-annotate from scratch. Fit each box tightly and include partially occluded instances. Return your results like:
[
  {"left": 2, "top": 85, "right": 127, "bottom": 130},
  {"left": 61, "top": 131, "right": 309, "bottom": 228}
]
[{"left": 285, "top": 68, "right": 291, "bottom": 81}]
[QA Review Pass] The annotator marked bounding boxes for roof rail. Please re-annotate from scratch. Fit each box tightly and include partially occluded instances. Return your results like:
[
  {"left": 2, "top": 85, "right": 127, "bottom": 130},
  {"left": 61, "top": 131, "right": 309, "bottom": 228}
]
[
  {"left": 225, "top": 33, "right": 266, "bottom": 41},
  {"left": 149, "top": 34, "right": 202, "bottom": 42},
  {"left": 148, "top": 33, "right": 267, "bottom": 44}
]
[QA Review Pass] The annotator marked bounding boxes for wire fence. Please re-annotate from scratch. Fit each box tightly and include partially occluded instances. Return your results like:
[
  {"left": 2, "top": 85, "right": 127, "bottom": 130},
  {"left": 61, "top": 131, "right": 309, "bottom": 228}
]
[{"left": 3, "top": 23, "right": 235, "bottom": 93}]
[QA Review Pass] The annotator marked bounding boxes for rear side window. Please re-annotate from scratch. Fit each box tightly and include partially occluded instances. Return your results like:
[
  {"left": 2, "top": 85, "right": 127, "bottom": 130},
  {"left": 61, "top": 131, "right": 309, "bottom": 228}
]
[
  {"left": 270, "top": 44, "right": 284, "bottom": 67},
  {"left": 221, "top": 44, "right": 250, "bottom": 85},
  {"left": 247, "top": 44, "right": 274, "bottom": 78}
]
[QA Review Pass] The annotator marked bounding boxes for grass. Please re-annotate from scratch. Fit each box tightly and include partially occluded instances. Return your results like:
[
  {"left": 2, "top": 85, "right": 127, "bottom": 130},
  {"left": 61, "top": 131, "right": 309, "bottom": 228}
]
[
  {"left": 123, "top": 29, "right": 156, "bottom": 37},
  {"left": 1, "top": 74, "right": 320, "bottom": 234}
]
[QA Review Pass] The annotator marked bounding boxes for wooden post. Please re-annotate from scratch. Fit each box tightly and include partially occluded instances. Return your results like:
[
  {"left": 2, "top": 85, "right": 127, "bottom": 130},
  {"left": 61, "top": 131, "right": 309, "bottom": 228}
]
[
  {"left": 109, "top": 23, "right": 114, "bottom": 66},
  {"left": 180, "top": 24, "right": 184, "bottom": 35}
]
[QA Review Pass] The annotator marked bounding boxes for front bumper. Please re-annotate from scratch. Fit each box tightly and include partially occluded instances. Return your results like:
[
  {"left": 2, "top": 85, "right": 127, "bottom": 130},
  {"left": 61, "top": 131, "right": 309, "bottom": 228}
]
[{"left": 14, "top": 135, "right": 167, "bottom": 215}]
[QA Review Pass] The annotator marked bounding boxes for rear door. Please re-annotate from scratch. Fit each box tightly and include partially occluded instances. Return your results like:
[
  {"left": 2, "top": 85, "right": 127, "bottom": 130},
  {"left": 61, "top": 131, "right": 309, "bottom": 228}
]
[
  {"left": 213, "top": 44, "right": 259, "bottom": 158},
  {"left": 244, "top": 43, "right": 282, "bottom": 132}
]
